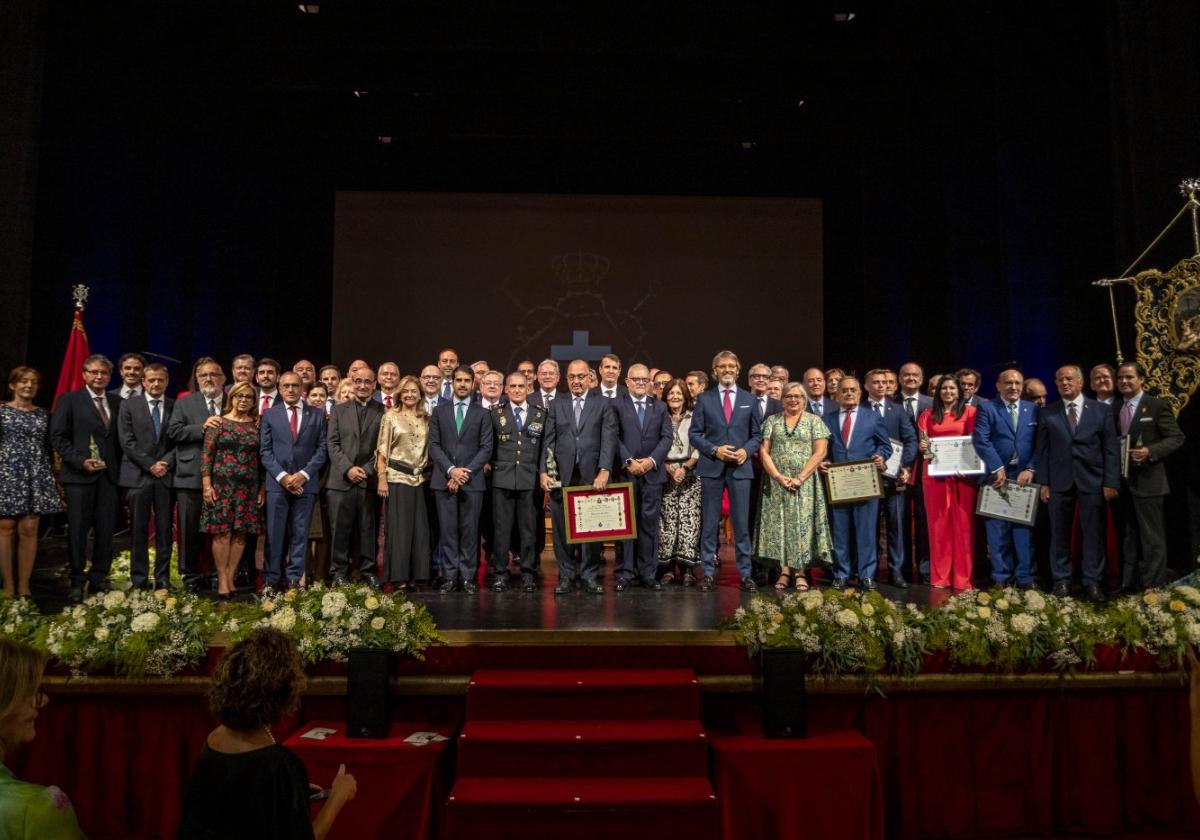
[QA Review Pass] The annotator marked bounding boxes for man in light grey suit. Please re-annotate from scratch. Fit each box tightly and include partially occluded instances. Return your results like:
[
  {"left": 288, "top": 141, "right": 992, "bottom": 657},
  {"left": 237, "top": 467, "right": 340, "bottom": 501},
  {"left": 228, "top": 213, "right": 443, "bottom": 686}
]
[
  {"left": 166, "top": 357, "right": 226, "bottom": 592},
  {"left": 118, "top": 363, "right": 175, "bottom": 590},
  {"left": 541, "top": 359, "right": 617, "bottom": 593},
  {"left": 326, "top": 366, "right": 384, "bottom": 586}
]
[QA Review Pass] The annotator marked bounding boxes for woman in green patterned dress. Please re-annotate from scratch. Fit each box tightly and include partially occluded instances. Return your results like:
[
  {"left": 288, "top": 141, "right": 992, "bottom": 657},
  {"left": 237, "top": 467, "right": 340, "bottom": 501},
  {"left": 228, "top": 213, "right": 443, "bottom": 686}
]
[{"left": 755, "top": 382, "right": 833, "bottom": 590}]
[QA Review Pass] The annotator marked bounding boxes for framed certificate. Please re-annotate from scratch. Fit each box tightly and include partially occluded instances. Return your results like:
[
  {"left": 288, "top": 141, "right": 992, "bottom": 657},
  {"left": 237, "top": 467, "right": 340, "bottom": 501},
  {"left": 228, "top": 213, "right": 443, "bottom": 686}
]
[
  {"left": 975, "top": 480, "right": 1040, "bottom": 526},
  {"left": 927, "top": 435, "right": 986, "bottom": 476},
  {"left": 823, "top": 459, "right": 885, "bottom": 505},
  {"left": 563, "top": 482, "right": 638, "bottom": 544}
]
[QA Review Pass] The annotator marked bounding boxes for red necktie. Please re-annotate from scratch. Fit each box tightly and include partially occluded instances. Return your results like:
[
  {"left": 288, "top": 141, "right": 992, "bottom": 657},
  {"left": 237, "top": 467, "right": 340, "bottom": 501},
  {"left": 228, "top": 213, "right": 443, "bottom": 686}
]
[
  {"left": 841, "top": 409, "right": 853, "bottom": 444},
  {"left": 385, "top": 394, "right": 393, "bottom": 409},
  {"left": 260, "top": 394, "right": 269, "bottom": 413},
  {"left": 94, "top": 395, "right": 110, "bottom": 427},
  {"left": 722, "top": 389, "right": 733, "bottom": 422},
  {"left": 289, "top": 405, "right": 299, "bottom": 441}
]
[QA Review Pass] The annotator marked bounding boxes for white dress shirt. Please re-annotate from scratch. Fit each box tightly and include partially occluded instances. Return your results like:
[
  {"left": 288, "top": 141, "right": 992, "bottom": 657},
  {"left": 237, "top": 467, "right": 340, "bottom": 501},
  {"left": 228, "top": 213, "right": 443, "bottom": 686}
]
[{"left": 275, "top": 401, "right": 310, "bottom": 483}]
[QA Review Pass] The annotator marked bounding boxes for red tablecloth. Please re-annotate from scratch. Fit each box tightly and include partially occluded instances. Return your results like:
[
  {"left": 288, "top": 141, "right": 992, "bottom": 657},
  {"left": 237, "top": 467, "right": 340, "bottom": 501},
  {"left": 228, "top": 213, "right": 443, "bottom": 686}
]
[
  {"left": 711, "top": 730, "right": 884, "bottom": 840},
  {"left": 284, "top": 720, "right": 452, "bottom": 840}
]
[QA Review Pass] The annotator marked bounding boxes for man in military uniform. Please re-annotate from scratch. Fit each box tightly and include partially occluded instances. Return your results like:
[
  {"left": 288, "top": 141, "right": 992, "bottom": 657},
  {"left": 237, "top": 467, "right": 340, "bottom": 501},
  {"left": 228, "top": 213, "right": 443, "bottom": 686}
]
[{"left": 490, "top": 372, "right": 547, "bottom": 592}]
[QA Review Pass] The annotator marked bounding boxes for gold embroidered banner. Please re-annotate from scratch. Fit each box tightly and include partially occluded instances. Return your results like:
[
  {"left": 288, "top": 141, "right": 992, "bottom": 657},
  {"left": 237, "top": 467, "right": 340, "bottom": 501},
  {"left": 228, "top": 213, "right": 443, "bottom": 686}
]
[{"left": 1131, "top": 256, "right": 1200, "bottom": 414}]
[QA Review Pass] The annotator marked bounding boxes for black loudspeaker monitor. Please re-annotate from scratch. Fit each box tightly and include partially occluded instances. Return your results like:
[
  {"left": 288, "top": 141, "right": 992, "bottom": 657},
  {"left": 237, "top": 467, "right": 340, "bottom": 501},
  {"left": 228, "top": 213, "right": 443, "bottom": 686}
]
[
  {"left": 347, "top": 647, "right": 390, "bottom": 738},
  {"left": 762, "top": 649, "right": 806, "bottom": 739}
]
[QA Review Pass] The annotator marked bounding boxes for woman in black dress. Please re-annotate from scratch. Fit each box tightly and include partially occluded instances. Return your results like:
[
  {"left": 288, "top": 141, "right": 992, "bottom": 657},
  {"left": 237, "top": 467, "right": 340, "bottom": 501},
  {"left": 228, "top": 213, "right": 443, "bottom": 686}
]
[{"left": 179, "top": 628, "right": 356, "bottom": 840}]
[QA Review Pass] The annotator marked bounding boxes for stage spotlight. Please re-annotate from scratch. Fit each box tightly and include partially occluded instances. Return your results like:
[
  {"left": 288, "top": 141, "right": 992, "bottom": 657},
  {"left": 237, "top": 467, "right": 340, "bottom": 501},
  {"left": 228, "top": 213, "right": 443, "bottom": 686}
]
[
  {"left": 797, "top": 99, "right": 806, "bottom": 108},
  {"left": 353, "top": 89, "right": 368, "bottom": 98},
  {"left": 376, "top": 135, "right": 393, "bottom": 144},
  {"left": 298, "top": 4, "right": 320, "bottom": 13},
  {"left": 833, "top": 12, "right": 856, "bottom": 22}
]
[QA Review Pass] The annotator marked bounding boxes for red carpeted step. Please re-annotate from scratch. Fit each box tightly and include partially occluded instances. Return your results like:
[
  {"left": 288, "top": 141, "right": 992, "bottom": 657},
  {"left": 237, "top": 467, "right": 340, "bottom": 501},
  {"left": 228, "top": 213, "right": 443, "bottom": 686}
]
[
  {"left": 445, "top": 776, "right": 720, "bottom": 840},
  {"left": 466, "top": 668, "right": 699, "bottom": 720},
  {"left": 456, "top": 719, "right": 710, "bottom": 778}
]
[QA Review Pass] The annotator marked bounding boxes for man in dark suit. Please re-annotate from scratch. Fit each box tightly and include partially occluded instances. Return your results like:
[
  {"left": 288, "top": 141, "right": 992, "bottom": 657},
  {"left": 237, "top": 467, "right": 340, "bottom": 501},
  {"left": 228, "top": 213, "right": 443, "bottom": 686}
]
[
  {"left": 957, "top": 368, "right": 985, "bottom": 408},
  {"left": 613, "top": 364, "right": 674, "bottom": 591},
  {"left": 260, "top": 371, "right": 327, "bottom": 590},
  {"left": 111, "top": 352, "right": 145, "bottom": 400},
  {"left": 117, "top": 363, "right": 175, "bottom": 590},
  {"left": 746, "top": 362, "right": 782, "bottom": 585},
  {"left": 820, "top": 377, "right": 893, "bottom": 590},
  {"left": 166, "top": 357, "right": 225, "bottom": 592},
  {"left": 865, "top": 369, "right": 918, "bottom": 587},
  {"left": 51, "top": 354, "right": 124, "bottom": 602},
  {"left": 972, "top": 368, "right": 1039, "bottom": 588},
  {"left": 429, "top": 365, "right": 494, "bottom": 593},
  {"left": 1034, "top": 364, "right": 1120, "bottom": 602},
  {"left": 801, "top": 368, "right": 838, "bottom": 419},
  {"left": 896, "top": 362, "right": 934, "bottom": 582},
  {"left": 689, "top": 350, "right": 763, "bottom": 592},
  {"left": 594, "top": 353, "right": 627, "bottom": 400},
  {"left": 1113, "top": 362, "right": 1185, "bottom": 591},
  {"left": 325, "top": 366, "right": 384, "bottom": 586},
  {"left": 490, "top": 372, "right": 547, "bottom": 592},
  {"left": 541, "top": 360, "right": 618, "bottom": 594}
]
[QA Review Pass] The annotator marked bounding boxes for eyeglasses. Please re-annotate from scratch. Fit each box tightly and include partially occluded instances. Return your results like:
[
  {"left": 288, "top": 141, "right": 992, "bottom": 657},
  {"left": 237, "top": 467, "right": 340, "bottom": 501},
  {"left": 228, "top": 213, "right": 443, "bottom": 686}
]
[
  {"left": 420, "top": 375, "right": 441, "bottom": 381},
  {"left": 629, "top": 377, "right": 650, "bottom": 383},
  {"left": 749, "top": 373, "right": 769, "bottom": 379},
  {"left": 83, "top": 368, "right": 108, "bottom": 376},
  {"left": 566, "top": 374, "right": 589, "bottom": 381}
]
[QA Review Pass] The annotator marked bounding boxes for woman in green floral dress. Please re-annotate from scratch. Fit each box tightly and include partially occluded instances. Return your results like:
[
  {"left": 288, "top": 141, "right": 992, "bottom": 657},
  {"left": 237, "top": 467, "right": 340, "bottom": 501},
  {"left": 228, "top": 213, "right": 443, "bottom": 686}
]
[{"left": 755, "top": 382, "right": 833, "bottom": 590}]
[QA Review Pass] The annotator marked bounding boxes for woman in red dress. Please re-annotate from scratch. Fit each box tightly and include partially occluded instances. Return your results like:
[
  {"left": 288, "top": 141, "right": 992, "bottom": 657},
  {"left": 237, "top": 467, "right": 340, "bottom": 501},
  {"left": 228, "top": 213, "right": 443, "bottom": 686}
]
[{"left": 918, "top": 375, "right": 978, "bottom": 590}]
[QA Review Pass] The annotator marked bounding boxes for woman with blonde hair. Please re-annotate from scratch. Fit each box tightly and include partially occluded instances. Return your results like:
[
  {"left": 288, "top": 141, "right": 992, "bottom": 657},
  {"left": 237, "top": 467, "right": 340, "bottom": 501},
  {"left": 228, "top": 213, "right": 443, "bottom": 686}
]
[
  {"left": 376, "top": 375, "right": 431, "bottom": 589},
  {"left": 201, "top": 381, "right": 264, "bottom": 600},
  {"left": 0, "top": 639, "right": 85, "bottom": 838}
]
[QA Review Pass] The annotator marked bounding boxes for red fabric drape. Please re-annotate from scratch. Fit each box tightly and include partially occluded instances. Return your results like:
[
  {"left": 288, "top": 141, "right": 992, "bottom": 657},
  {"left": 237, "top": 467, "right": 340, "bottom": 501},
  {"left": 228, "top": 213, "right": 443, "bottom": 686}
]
[{"left": 53, "top": 308, "right": 90, "bottom": 410}]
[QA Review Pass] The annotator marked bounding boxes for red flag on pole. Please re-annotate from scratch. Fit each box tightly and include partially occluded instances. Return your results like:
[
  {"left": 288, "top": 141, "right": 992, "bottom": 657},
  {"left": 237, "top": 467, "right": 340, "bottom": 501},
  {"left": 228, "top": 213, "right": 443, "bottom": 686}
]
[{"left": 52, "top": 286, "right": 91, "bottom": 411}]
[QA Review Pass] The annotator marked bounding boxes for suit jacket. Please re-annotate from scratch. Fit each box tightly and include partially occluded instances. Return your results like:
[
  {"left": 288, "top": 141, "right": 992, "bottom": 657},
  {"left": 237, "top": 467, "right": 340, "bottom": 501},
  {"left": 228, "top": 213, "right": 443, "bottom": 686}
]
[
  {"left": 50, "top": 388, "right": 122, "bottom": 485},
  {"left": 866, "top": 400, "right": 918, "bottom": 468},
  {"left": 260, "top": 401, "right": 327, "bottom": 495},
  {"left": 542, "top": 392, "right": 617, "bottom": 483},
  {"left": 614, "top": 395, "right": 674, "bottom": 485},
  {"left": 325, "top": 399, "right": 385, "bottom": 491},
  {"left": 688, "top": 386, "right": 763, "bottom": 480},
  {"left": 165, "top": 392, "right": 218, "bottom": 490},
  {"left": 805, "top": 396, "right": 839, "bottom": 420},
  {"left": 117, "top": 395, "right": 176, "bottom": 488},
  {"left": 972, "top": 397, "right": 1037, "bottom": 479},
  {"left": 428, "top": 400, "right": 495, "bottom": 492},
  {"left": 489, "top": 401, "right": 546, "bottom": 491},
  {"left": 752, "top": 394, "right": 782, "bottom": 422},
  {"left": 1034, "top": 397, "right": 1120, "bottom": 493},
  {"left": 535, "top": 390, "right": 565, "bottom": 411},
  {"left": 823, "top": 405, "right": 893, "bottom": 464},
  {"left": 893, "top": 393, "right": 933, "bottom": 426},
  {"left": 1114, "top": 394, "right": 1185, "bottom": 497},
  {"left": 591, "top": 383, "right": 628, "bottom": 400}
]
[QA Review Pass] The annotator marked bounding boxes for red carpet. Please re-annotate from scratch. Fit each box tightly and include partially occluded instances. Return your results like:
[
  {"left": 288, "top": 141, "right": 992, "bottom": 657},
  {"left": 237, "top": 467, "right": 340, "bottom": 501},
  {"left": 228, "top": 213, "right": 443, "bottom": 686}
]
[{"left": 447, "top": 668, "right": 719, "bottom": 840}]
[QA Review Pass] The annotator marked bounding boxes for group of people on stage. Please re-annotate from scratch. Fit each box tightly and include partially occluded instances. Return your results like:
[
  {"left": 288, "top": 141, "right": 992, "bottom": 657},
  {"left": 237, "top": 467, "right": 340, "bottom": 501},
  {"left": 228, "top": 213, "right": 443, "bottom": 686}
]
[{"left": 0, "top": 345, "right": 1186, "bottom": 603}]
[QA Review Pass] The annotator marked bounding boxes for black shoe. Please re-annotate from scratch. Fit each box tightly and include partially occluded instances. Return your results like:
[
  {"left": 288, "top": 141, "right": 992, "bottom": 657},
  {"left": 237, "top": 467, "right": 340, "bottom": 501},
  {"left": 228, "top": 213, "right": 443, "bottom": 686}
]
[
  {"left": 861, "top": 579, "right": 877, "bottom": 592},
  {"left": 361, "top": 575, "right": 380, "bottom": 589},
  {"left": 891, "top": 577, "right": 910, "bottom": 590},
  {"left": 739, "top": 577, "right": 757, "bottom": 592},
  {"left": 554, "top": 582, "right": 572, "bottom": 595},
  {"left": 439, "top": 579, "right": 457, "bottom": 594},
  {"left": 614, "top": 580, "right": 629, "bottom": 592},
  {"left": 1052, "top": 581, "right": 1071, "bottom": 597},
  {"left": 584, "top": 580, "right": 604, "bottom": 594},
  {"left": 90, "top": 579, "right": 111, "bottom": 594},
  {"left": 641, "top": 578, "right": 663, "bottom": 592},
  {"left": 68, "top": 585, "right": 85, "bottom": 604},
  {"left": 1082, "top": 583, "right": 1106, "bottom": 605},
  {"left": 832, "top": 578, "right": 847, "bottom": 591},
  {"left": 492, "top": 578, "right": 508, "bottom": 592},
  {"left": 521, "top": 577, "right": 537, "bottom": 593},
  {"left": 1017, "top": 580, "right": 1038, "bottom": 591},
  {"left": 682, "top": 574, "right": 696, "bottom": 587},
  {"left": 698, "top": 575, "right": 714, "bottom": 592},
  {"left": 331, "top": 575, "right": 349, "bottom": 587},
  {"left": 462, "top": 581, "right": 479, "bottom": 595}
]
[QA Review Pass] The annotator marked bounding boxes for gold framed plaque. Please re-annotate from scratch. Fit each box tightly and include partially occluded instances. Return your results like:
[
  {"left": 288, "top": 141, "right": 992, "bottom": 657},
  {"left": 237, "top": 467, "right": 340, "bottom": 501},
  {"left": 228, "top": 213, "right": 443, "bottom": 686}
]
[
  {"left": 562, "top": 482, "right": 638, "bottom": 545},
  {"left": 823, "top": 459, "right": 884, "bottom": 505}
]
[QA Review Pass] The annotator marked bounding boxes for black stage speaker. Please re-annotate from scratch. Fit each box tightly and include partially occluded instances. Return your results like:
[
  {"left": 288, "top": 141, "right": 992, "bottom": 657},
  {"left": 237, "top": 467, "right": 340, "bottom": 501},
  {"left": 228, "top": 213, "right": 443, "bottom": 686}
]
[
  {"left": 347, "top": 647, "right": 390, "bottom": 738},
  {"left": 762, "top": 649, "right": 806, "bottom": 739}
]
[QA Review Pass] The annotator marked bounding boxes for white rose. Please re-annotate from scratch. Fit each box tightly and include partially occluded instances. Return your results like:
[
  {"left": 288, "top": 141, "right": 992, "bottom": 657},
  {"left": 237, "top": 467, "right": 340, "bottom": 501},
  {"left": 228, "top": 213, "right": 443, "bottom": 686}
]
[
  {"left": 94, "top": 627, "right": 110, "bottom": 641},
  {"left": 164, "top": 597, "right": 178, "bottom": 611},
  {"left": 371, "top": 616, "right": 385, "bottom": 630},
  {"left": 270, "top": 607, "right": 297, "bottom": 632},
  {"left": 131, "top": 612, "right": 160, "bottom": 633},
  {"left": 835, "top": 609, "right": 860, "bottom": 628},
  {"left": 994, "top": 598, "right": 1009, "bottom": 611},
  {"left": 364, "top": 596, "right": 380, "bottom": 611},
  {"left": 860, "top": 603, "right": 875, "bottom": 617},
  {"left": 154, "top": 588, "right": 169, "bottom": 602},
  {"left": 102, "top": 590, "right": 127, "bottom": 609}
]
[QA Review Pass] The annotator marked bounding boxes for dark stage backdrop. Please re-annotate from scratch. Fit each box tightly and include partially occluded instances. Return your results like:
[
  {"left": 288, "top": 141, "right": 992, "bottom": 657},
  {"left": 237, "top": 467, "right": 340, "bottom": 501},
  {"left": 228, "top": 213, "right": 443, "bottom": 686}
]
[{"left": 332, "top": 192, "right": 822, "bottom": 376}]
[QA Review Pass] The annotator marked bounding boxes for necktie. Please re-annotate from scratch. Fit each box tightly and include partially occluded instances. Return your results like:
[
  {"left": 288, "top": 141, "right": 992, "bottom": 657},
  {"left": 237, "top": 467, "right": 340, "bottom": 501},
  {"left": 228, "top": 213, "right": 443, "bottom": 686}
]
[
  {"left": 544, "top": 392, "right": 553, "bottom": 408},
  {"left": 1119, "top": 401, "right": 1133, "bottom": 436},
  {"left": 385, "top": 394, "right": 393, "bottom": 409},
  {"left": 514, "top": 406, "right": 523, "bottom": 431},
  {"left": 759, "top": 397, "right": 767, "bottom": 418},
  {"left": 289, "top": 405, "right": 299, "bottom": 441},
  {"left": 573, "top": 397, "right": 583, "bottom": 429},
  {"left": 841, "top": 410, "right": 853, "bottom": 444},
  {"left": 441, "top": 381, "right": 451, "bottom": 400},
  {"left": 261, "top": 394, "right": 270, "bottom": 413},
  {"left": 722, "top": 389, "right": 733, "bottom": 423},
  {"left": 455, "top": 401, "right": 466, "bottom": 434},
  {"left": 636, "top": 400, "right": 645, "bottom": 429},
  {"left": 874, "top": 402, "right": 884, "bottom": 419},
  {"left": 1067, "top": 402, "right": 1078, "bottom": 433},
  {"left": 150, "top": 399, "right": 162, "bottom": 439},
  {"left": 94, "top": 395, "right": 110, "bottom": 426},
  {"left": 905, "top": 397, "right": 915, "bottom": 421},
  {"left": 207, "top": 399, "right": 217, "bottom": 417},
  {"left": 1008, "top": 401, "right": 1019, "bottom": 431},
  {"left": 605, "top": 389, "right": 614, "bottom": 398},
  {"left": 327, "top": 398, "right": 334, "bottom": 416}
]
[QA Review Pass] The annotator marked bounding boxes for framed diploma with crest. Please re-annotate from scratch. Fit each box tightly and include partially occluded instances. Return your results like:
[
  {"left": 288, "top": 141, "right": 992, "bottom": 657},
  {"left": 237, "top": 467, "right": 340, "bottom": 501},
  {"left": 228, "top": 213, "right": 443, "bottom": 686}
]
[{"left": 563, "top": 482, "right": 638, "bottom": 544}]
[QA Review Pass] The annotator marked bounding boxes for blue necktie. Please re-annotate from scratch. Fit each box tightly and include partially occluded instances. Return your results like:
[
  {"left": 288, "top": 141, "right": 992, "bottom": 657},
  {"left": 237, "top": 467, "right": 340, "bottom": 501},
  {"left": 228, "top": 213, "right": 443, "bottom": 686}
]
[
  {"left": 636, "top": 400, "right": 645, "bottom": 429},
  {"left": 441, "top": 381, "right": 451, "bottom": 400},
  {"left": 514, "top": 406, "right": 523, "bottom": 432},
  {"left": 151, "top": 399, "right": 162, "bottom": 439},
  {"left": 573, "top": 397, "right": 583, "bottom": 430}
]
